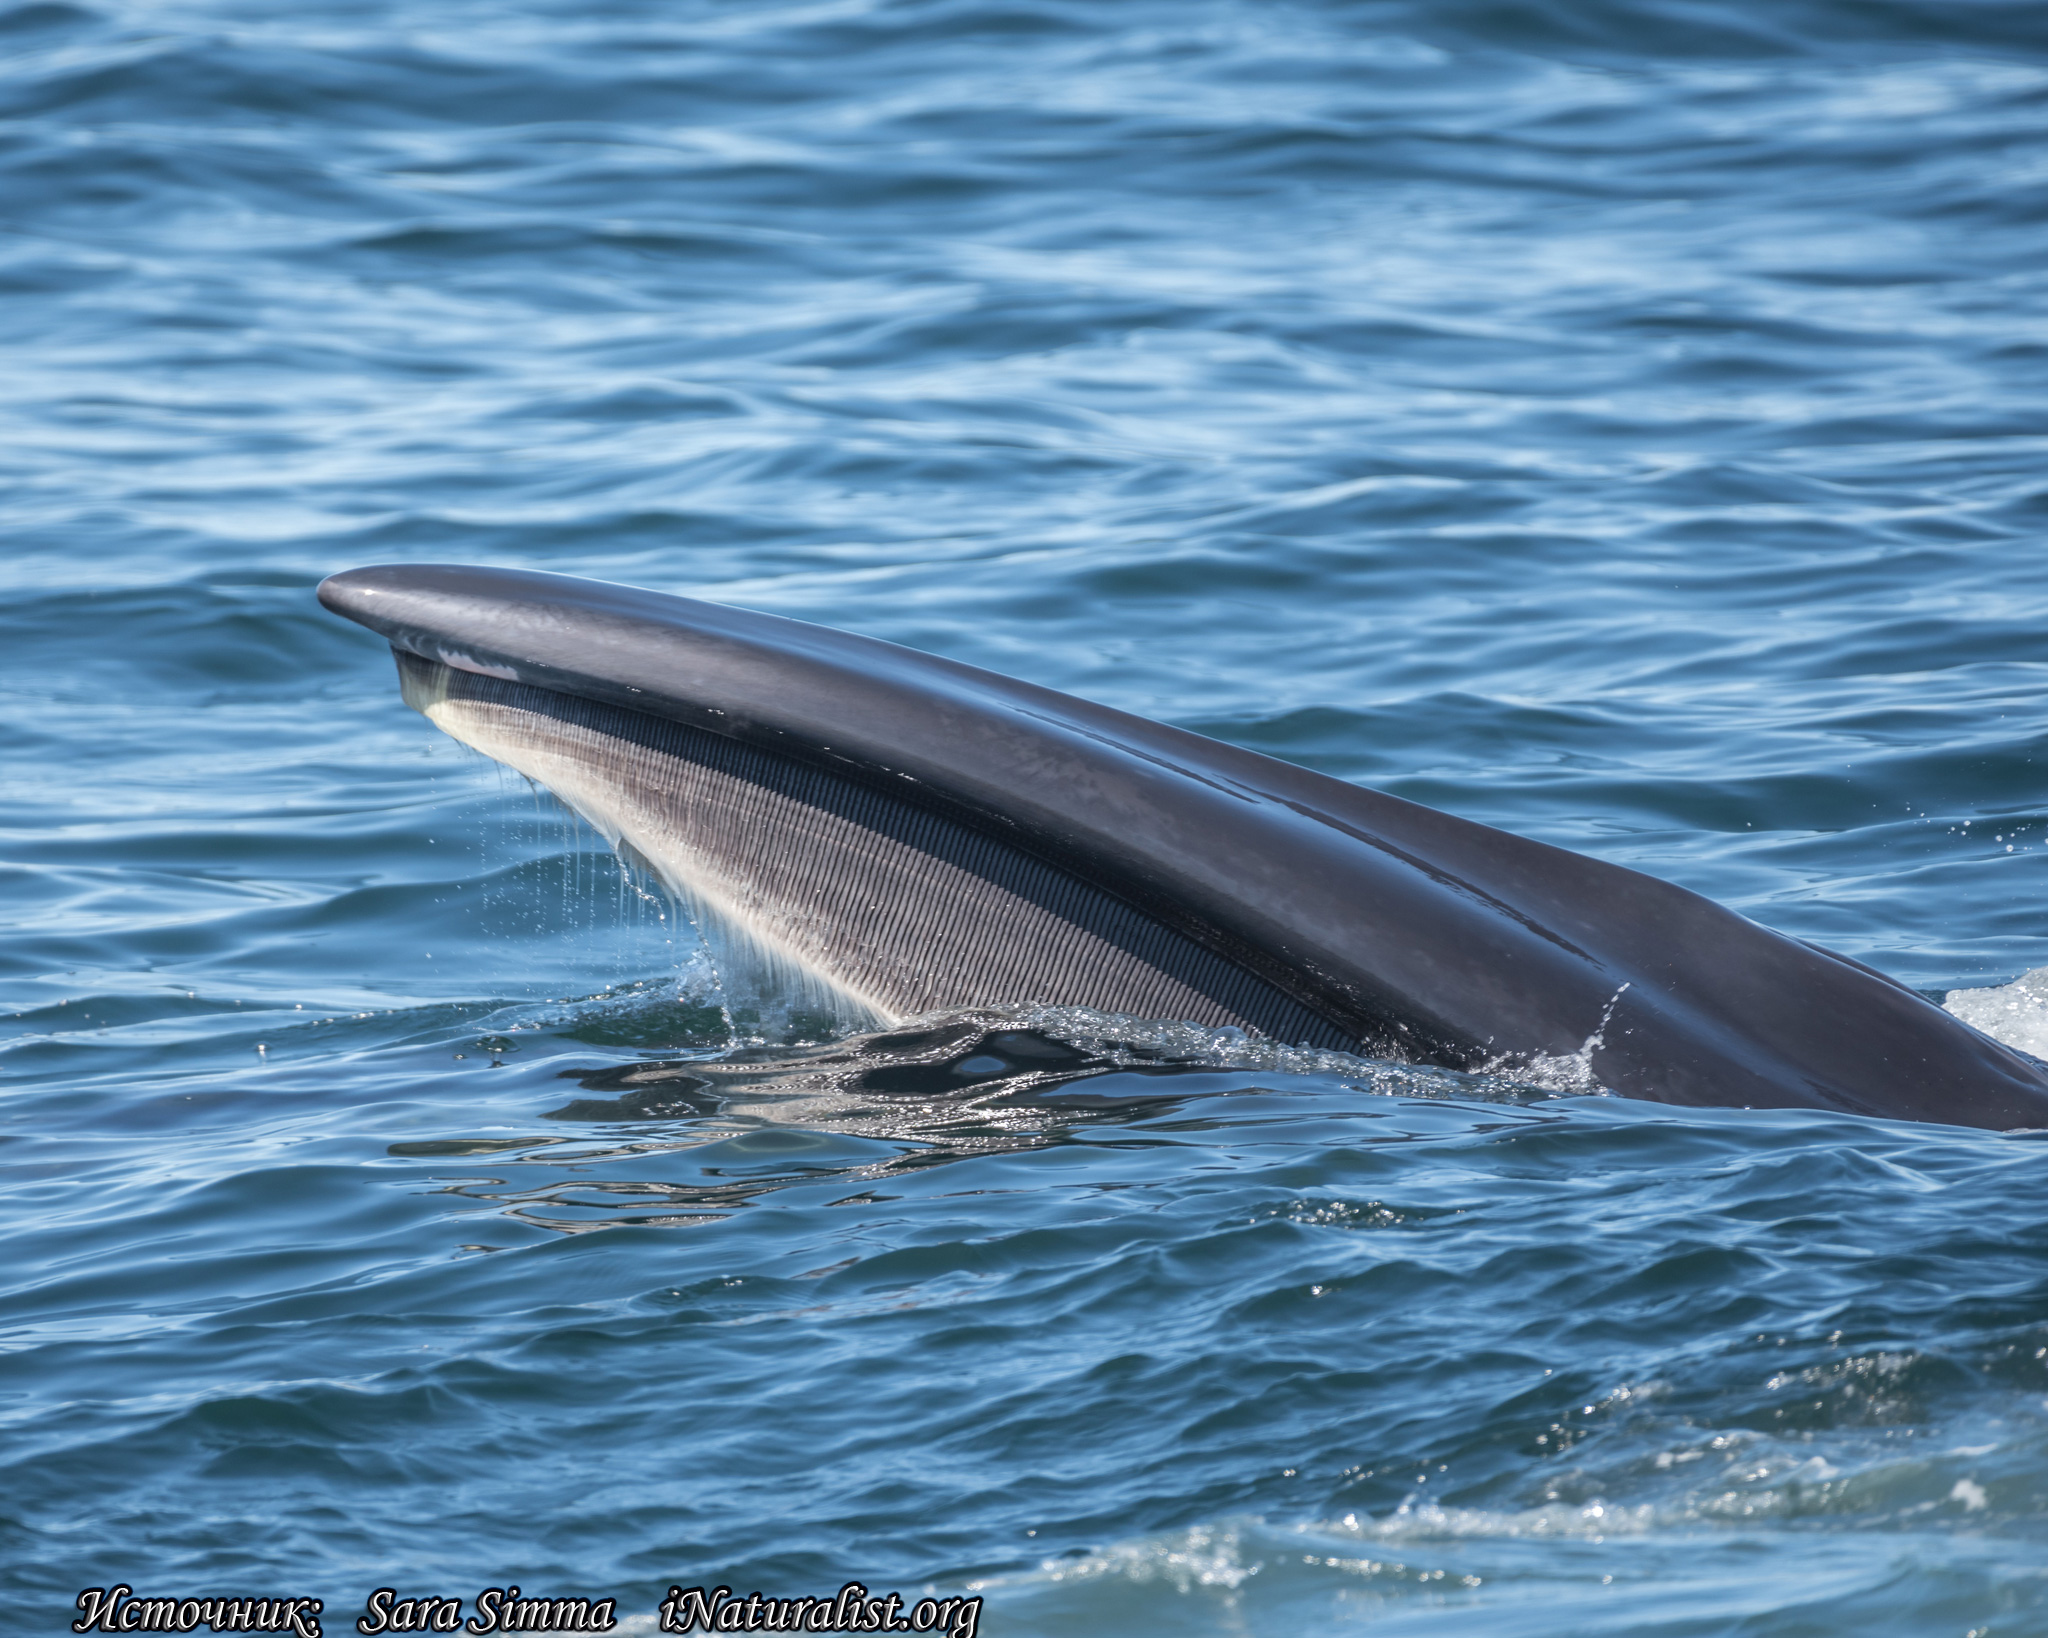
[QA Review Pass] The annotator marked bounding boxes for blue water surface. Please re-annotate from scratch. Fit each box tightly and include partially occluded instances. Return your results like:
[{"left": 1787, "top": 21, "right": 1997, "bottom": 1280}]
[{"left": 5, "top": 1, "right": 2048, "bottom": 1632}]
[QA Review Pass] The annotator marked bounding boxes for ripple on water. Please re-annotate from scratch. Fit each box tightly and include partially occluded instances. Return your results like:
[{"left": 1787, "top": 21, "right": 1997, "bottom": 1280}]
[{"left": 5, "top": 0, "right": 2048, "bottom": 1631}]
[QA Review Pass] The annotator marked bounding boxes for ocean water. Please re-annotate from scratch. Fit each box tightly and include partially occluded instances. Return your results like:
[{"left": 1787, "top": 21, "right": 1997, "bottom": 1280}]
[{"left": 6, "top": 1, "right": 2048, "bottom": 1632}]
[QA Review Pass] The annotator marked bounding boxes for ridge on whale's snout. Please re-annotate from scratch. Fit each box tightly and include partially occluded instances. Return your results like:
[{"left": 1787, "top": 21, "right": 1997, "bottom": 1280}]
[{"left": 318, "top": 562, "right": 2048, "bottom": 1131}]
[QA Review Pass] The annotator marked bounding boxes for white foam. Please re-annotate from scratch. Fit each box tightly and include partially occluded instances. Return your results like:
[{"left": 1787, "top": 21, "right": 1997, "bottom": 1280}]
[
  {"left": 1482, "top": 982, "right": 1629, "bottom": 1094},
  {"left": 973, "top": 1521, "right": 1264, "bottom": 1595},
  {"left": 1942, "top": 967, "right": 2048, "bottom": 1059}
]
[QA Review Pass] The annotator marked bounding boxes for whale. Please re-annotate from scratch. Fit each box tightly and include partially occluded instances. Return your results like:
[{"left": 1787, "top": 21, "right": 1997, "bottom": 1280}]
[{"left": 318, "top": 563, "right": 2048, "bottom": 1131}]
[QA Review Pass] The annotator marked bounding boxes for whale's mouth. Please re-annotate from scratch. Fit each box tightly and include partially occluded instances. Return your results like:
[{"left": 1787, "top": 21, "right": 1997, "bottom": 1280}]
[
  {"left": 397, "top": 649, "right": 1362, "bottom": 1054},
  {"left": 321, "top": 562, "right": 2048, "bottom": 1130}
]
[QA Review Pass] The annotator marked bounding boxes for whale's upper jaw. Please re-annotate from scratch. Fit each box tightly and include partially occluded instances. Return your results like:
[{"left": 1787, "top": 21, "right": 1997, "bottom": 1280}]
[
  {"left": 319, "top": 563, "right": 2048, "bottom": 1130},
  {"left": 319, "top": 563, "right": 671, "bottom": 693}
]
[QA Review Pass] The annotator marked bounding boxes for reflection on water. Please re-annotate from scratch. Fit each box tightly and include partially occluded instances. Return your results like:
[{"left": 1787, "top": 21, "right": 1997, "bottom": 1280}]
[{"left": 390, "top": 1008, "right": 1561, "bottom": 1235}]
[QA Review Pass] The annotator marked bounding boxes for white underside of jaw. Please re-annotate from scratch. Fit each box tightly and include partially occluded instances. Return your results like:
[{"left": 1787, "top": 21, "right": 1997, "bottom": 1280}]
[{"left": 418, "top": 692, "right": 901, "bottom": 1028}]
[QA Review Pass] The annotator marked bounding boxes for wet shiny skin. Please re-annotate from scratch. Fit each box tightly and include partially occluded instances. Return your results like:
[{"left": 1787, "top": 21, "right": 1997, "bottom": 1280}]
[{"left": 5, "top": 1, "right": 2048, "bottom": 1632}]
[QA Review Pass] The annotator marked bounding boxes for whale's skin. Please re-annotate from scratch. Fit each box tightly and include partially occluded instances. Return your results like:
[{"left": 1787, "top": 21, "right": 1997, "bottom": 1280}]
[{"left": 318, "top": 563, "right": 2048, "bottom": 1130}]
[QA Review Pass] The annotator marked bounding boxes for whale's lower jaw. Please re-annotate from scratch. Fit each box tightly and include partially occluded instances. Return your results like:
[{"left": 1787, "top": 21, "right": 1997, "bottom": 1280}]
[{"left": 398, "top": 650, "right": 1363, "bottom": 1051}]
